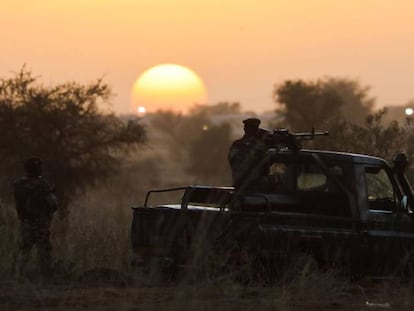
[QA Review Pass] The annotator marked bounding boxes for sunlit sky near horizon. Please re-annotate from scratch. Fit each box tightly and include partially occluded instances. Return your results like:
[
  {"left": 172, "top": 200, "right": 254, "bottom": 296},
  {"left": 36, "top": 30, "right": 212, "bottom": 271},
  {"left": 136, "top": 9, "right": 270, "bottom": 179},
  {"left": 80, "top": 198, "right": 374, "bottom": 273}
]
[{"left": 1, "top": 0, "right": 414, "bottom": 114}]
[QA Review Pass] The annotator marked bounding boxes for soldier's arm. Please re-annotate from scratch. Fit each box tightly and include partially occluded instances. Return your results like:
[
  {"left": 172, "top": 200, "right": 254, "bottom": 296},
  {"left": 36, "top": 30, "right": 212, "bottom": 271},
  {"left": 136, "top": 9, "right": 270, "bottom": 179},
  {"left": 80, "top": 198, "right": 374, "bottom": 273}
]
[
  {"left": 47, "top": 182, "right": 58, "bottom": 212},
  {"left": 12, "top": 182, "right": 26, "bottom": 220},
  {"left": 47, "top": 192, "right": 58, "bottom": 212}
]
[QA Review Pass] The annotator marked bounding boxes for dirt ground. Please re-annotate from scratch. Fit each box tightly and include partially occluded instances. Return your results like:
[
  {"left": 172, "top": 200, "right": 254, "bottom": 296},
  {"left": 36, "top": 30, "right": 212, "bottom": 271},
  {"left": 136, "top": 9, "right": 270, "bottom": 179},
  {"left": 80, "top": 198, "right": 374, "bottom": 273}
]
[{"left": 1, "top": 274, "right": 413, "bottom": 311}]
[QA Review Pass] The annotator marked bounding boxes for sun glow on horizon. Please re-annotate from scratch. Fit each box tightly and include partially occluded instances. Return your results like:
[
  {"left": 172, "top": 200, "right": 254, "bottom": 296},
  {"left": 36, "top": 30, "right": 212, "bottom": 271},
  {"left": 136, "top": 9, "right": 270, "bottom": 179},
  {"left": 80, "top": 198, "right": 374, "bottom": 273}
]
[
  {"left": 131, "top": 64, "right": 208, "bottom": 114},
  {"left": 137, "top": 106, "right": 146, "bottom": 113}
]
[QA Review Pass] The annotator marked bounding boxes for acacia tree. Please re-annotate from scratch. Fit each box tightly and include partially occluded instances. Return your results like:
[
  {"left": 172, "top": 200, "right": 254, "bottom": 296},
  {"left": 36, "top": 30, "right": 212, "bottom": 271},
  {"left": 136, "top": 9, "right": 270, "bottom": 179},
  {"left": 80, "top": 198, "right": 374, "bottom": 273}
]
[
  {"left": 274, "top": 77, "right": 374, "bottom": 130},
  {"left": 306, "top": 109, "right": 413, "bottom": 163},
  {"left": 0, "top": 68, "right": 147, "bottom": 216},
  {"left": 323, "top": 78, "right": 374, "bottom": 123}
]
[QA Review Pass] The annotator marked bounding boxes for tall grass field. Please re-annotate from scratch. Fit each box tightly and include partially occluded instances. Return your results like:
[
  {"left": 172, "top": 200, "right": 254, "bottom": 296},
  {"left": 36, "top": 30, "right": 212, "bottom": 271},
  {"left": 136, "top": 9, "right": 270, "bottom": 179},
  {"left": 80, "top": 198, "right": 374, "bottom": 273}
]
[{"left": 1, "top": 187, "right": 413, "bottom": 311}]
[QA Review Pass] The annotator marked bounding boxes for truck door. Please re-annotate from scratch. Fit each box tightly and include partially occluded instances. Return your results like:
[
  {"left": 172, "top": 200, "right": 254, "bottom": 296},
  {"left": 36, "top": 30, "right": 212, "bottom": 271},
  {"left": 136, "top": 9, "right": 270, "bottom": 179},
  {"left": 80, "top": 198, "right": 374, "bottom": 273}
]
[
  {"left": 361, "top": 165, "right": 414, "bottom": 276},
  {"left": 392, "top": 170, "right": 414, "bottom": 277},
  {"left": 256, "top": 156, "right": 356, "bottom": 271},
  {"left": 394, "top": 204, "right": 414, "bottom": 277}
]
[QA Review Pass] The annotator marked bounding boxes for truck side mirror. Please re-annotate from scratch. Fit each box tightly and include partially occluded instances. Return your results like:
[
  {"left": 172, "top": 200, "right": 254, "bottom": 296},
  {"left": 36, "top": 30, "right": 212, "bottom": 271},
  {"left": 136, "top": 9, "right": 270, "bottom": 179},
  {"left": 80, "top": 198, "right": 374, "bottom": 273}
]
[
  {"left": 400, "top": 195, "right": 408, "bottom": 211},
  {"left": 400, "top": 195, "right": 413, "bottom": 215}
]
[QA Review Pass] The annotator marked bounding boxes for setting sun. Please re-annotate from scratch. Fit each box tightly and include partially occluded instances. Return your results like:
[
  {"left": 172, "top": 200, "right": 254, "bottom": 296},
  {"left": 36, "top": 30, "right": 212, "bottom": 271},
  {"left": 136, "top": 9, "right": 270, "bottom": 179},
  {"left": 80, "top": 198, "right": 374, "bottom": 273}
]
[{"left": 131, "top": 64, "right": 208, "bottom": 114}]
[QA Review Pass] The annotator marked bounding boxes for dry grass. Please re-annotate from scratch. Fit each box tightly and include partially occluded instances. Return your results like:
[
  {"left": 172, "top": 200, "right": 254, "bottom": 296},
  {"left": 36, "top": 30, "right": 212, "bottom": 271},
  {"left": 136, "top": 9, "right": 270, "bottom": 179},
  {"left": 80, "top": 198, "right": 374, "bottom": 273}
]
[
  {"left": 1, "top": 271, "right": 413, "bottom": 310},
  {"left": 1, "top": 189, "right": 414, "bottom": 310}
]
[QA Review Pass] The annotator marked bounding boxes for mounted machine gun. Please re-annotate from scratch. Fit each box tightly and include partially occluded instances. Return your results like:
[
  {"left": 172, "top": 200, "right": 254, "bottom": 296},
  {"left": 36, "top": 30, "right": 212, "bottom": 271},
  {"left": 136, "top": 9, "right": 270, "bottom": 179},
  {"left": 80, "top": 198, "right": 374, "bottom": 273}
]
[{"left": 261, "top": 128, "right": 329, "bottom": 152}]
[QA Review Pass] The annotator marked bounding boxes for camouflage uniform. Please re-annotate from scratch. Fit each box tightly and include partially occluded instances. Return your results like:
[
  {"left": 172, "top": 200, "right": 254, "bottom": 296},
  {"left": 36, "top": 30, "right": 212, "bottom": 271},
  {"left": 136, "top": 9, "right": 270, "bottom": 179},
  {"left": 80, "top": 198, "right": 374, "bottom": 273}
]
[
  {"left": 13, "top": 167, "right": 57, "bottom": 276},
  {"left": 228, "top": 118, "right": 268, "bottom": 191}
]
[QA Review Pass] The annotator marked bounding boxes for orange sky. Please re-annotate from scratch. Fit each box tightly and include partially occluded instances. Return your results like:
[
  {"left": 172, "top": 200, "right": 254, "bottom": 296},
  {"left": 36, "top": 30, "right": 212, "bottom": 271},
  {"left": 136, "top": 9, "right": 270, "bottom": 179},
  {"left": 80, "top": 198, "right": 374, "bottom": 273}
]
[{"left": 1, "top": 0, "right": 414, "bottom": 114}]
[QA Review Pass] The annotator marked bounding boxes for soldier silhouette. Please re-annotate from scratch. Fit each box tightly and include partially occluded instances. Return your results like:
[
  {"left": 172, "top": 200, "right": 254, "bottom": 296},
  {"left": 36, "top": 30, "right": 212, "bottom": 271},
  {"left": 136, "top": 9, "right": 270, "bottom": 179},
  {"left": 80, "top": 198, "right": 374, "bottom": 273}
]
[
  {"left": 13, "top": 157, "right": 58, "bottom": 278},
  {"left": 228, "top": 118, "right": 269, "bottom": 192}
]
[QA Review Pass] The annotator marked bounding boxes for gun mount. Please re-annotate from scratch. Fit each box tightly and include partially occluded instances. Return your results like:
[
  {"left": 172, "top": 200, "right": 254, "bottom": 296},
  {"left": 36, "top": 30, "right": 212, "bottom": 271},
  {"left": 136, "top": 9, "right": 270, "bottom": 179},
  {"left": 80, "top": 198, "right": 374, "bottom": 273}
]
[{"left": 262, "top": 128, "right": 329, "bottom": 152}]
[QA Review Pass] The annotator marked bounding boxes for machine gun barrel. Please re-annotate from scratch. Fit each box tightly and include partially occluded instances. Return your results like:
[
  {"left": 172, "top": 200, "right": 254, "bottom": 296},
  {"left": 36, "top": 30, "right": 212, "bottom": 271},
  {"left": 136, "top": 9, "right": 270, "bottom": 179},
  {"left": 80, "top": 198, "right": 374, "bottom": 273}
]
[{"left": 293, "top": 129, "right": 329, "bottom": 140}]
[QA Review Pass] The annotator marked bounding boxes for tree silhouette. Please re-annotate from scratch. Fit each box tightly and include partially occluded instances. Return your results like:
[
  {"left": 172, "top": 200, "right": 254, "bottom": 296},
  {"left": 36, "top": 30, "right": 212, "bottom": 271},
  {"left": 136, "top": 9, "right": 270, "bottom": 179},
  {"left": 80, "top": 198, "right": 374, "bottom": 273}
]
[
  {"left": 189, "top": 102, "right": 242, "bottom": 115},
  {"left": 273, "top": 78, "right": 374, "bottom": 130},
  {"left": 149, "top": 104, "right": 237, "bottom": 185},
  {"left": 307, "top": 109, "right": 412, "bottom": 163},
  {"left": 186, "top": 123, "right": 233, "bottom": 185},
  {"left": 0, "top": 67, "right": 147, "bottom": 216},
  {"left": 323, "top": 78, "right": 374, "bottom": 123}
]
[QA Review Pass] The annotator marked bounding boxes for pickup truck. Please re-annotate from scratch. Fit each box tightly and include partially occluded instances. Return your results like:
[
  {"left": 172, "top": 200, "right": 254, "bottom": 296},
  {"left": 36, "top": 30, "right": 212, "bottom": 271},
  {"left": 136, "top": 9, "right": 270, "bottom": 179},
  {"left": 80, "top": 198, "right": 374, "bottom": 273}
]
[{"left": 131, "top": 144, "right": 414, "bottom": 279}]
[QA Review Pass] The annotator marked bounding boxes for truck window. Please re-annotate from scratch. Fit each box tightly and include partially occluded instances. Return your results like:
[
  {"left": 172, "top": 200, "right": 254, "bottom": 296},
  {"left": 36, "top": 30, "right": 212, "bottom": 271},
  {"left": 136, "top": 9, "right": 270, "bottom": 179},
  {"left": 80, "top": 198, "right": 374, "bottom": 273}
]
[
  {"left": 265, "top": 158, "right": 351, "bottom": 216},
  {"left": 268, "top": 160, "right": 344, "bottom": 193},
  {"left": 268, "top": 162, "right": 295, "bottom": 192},
  {"left": 297, "top": 163, "right": 326, "bottom": 191},
  {"left": 297, "top": 163, "right": 343, "bottom": 192},
  {"left": 365, "top": 166, "right": 396, "bottom": 211}
]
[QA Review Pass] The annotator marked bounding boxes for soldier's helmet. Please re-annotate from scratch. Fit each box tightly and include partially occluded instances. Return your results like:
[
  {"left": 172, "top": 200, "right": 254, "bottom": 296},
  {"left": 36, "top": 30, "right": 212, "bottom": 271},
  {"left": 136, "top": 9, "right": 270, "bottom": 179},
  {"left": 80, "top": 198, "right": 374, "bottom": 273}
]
[
  {"left": 24, "top": 157, "right": 42, "bottom": 176},
  {"left": 243, "top": 118, "right": 261, "bottom": 128},
  {"left": 243, "top": 118, "right": 261, "bottom": 136}
]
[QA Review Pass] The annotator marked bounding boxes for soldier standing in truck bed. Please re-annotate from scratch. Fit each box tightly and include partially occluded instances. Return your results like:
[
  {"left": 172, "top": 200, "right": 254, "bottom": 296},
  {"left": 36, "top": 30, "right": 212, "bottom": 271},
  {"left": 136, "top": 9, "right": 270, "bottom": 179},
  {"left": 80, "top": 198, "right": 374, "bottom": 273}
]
[
  {"left": 13, "top": 157, "right": 58, "bottom": 277},
  {"left": 228, "top": 118, "right": 269, "bottom": 191}
]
